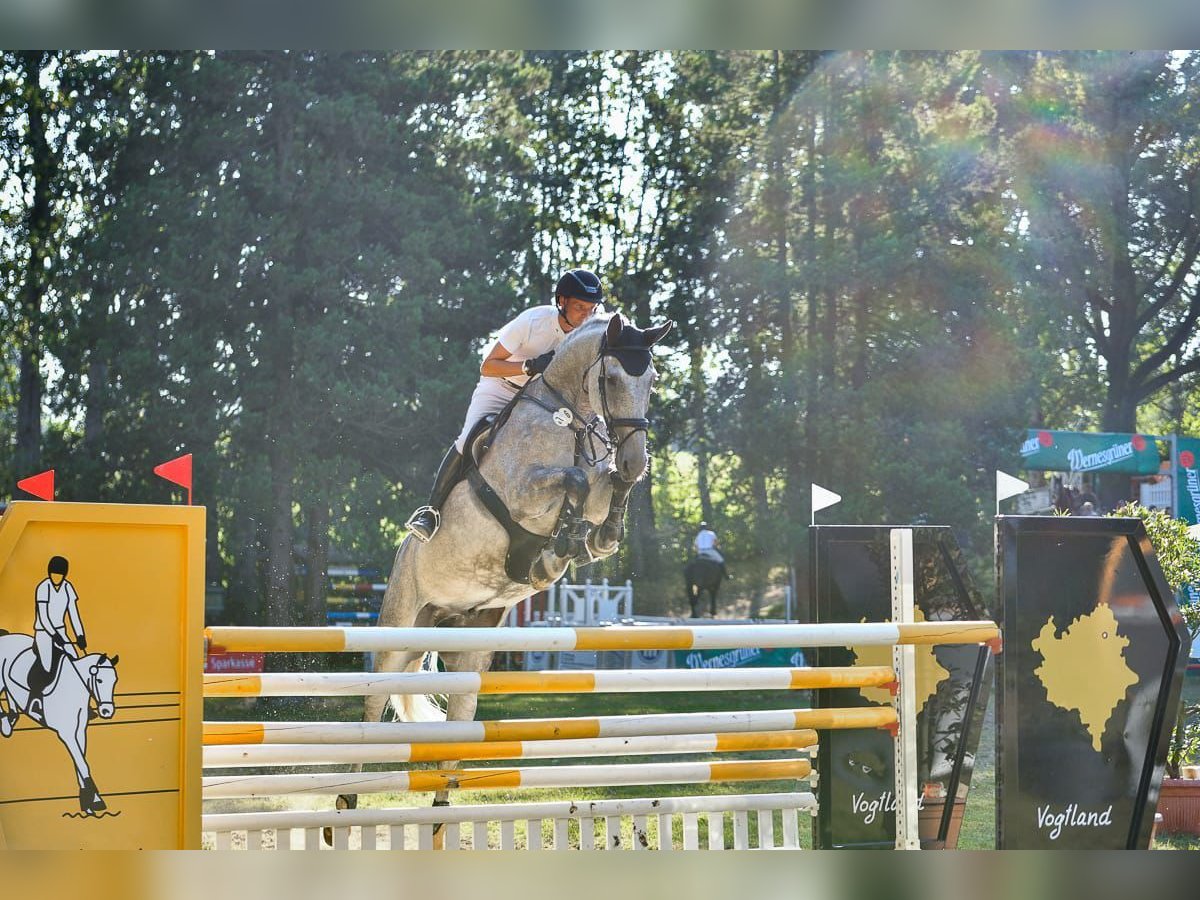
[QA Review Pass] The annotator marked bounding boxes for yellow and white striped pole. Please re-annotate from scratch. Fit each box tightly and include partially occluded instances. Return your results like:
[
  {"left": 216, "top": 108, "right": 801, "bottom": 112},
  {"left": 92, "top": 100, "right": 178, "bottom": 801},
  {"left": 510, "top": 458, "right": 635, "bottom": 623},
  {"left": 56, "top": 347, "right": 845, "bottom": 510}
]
[
  {"left": 205, "top": 621, "right": 1000, "bottom": 654},
  {"left": 202, "top": 728, "right": 819, "bottom": 768},
  {"left": 203, "top": 705, "right": 896, "bottom": 746},
  {"left": 203, "top": 665, "right": 896, "bottom": 698},
  {"left": 201, "top": 758, "right": 813, "bottom": 799}
]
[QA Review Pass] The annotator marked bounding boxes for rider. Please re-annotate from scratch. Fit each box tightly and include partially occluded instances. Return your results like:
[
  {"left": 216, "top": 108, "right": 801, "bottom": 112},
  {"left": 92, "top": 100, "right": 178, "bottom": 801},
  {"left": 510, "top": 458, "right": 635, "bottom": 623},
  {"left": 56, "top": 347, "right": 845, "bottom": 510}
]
[
  {"left": 27, "top": 555, "right": 86, "bottom": 720},
  {"left": 405, "top": 268, "right": 605, "bottom": 542},
  {"left": 693, "top": 521, "right": 726, "bottom": 568}
]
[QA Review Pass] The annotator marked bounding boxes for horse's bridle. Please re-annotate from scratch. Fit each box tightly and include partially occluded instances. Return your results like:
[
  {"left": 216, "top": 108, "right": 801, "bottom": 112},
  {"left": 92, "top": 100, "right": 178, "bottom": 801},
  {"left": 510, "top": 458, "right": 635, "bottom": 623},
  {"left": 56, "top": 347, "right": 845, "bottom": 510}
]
[
  {"left": 84, "top": 657, "right": 114, "bottom": 704},
  {"left": 521, "top": 339, "right": 652, "bottom": 470}
]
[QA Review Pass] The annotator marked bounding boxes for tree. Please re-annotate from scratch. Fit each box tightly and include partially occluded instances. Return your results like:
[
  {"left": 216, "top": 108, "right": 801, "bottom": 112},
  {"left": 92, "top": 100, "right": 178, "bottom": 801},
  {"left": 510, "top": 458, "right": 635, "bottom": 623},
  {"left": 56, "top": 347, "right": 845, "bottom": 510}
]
[{"left": 1006, "top": 52, "right": 1200, "bottom": 490}]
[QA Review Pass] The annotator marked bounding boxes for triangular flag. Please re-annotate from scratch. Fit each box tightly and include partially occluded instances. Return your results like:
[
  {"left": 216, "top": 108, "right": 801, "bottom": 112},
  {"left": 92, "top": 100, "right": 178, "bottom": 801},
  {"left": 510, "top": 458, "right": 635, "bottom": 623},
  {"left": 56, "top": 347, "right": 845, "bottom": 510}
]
[
  {"left": 996, "top": 470, "right": 1030, "bottom": 515},
  {"left": 812, "top": 483, "right": 842, "bottom": 525},
  {"left": 154, "top": 453, "right": 193, "bottom": 505},
  {"left": 17, "top": 469, "right": 55, "bottom": 502},
  {"left": 996, "top": 470, "right": 1029, "bottom": 503}
]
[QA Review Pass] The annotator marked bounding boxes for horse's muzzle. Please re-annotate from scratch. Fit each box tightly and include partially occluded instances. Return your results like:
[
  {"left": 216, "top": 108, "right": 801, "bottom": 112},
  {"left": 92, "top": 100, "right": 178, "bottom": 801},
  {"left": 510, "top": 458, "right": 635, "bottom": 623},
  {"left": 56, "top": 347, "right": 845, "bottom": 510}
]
[{"left": 98, "top": 703, "right": 115, "bottom": 719}]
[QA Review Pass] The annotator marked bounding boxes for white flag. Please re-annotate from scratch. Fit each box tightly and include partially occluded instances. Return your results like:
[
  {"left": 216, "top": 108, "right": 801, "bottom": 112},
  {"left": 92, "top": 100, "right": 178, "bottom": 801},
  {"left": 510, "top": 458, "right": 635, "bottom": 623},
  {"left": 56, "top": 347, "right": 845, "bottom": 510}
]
[
  {"left": 996, "top": 470, "right": 1030, "bottom": 511},
  {"left": 811, "top": 483, "right": 842, "bottom": 525}
]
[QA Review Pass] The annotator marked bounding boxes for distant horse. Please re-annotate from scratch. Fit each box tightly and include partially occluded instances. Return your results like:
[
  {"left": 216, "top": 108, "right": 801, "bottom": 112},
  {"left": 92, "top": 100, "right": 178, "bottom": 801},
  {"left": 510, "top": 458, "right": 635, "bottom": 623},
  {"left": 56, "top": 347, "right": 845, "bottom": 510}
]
[
  {"left": 684, "top": 556, "right": 725, "bottom": 618},
  {"left": 0, "top": 630, "right": 119, "bottom": 815},
  {"left": 338, "top": 312, "right": 671, "bottom": 822}
]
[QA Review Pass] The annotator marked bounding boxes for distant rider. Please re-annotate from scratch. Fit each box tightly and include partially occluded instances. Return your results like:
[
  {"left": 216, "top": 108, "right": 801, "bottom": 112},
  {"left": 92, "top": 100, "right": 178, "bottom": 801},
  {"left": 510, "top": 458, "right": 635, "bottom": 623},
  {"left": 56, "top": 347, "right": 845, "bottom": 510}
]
[
  {"left": 405, "top": 268, "right": 605, "bottom": 542},
  {"left": 693, "top": 522, "right": 726, "bottom": 566}
]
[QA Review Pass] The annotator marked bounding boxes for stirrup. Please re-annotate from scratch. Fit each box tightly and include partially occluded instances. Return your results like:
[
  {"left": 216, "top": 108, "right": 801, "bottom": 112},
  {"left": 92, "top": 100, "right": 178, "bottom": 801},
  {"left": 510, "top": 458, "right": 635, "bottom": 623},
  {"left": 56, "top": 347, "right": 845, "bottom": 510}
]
[
  {"left": 405, "top": 506, "right": 441, "bottom": 542},
  {"left": 27, "top": 697, "right": 42, "bottom": 719}
]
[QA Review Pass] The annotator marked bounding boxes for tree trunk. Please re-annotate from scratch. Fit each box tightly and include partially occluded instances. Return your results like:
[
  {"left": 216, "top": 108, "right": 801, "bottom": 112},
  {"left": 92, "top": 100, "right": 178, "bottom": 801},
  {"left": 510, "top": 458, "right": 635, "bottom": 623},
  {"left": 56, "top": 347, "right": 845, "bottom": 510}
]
[
  {"left": 305, "top": 500, "right": 331, "bottom": 627},
  {"left": 689, "top": 330, "right": 715, "bottom": 524},
  {"left": 265, "top": 436, "right": 296, "bottom": 626},
  {"left": 14, "top": 51, "right": 54, "bottom": 478},
  {"left": 228, "top": 507, "right": 265, "bottom": 625}
]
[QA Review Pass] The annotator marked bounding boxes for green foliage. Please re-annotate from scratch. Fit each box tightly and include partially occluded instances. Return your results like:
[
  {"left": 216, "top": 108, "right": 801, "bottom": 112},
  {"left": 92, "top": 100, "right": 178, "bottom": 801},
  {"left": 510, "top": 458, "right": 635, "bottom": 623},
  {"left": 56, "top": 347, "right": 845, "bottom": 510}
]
[
  {"left": 1110, "top": 503, "right": 1200, "bottom": 636},
  {"left": 5, "top": 51, "right": 1200, "bottom": 626},
  {"left": 1110, "top": 503, "right": 1200, "bottom": 775}
]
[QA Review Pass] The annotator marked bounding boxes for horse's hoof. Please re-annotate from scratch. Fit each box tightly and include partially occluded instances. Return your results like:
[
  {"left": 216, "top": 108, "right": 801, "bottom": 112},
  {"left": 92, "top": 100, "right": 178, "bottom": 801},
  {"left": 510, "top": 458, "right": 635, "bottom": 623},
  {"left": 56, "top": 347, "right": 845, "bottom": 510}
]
[{"left": 324, "top": 793, "right": 358, "bottom": 845}]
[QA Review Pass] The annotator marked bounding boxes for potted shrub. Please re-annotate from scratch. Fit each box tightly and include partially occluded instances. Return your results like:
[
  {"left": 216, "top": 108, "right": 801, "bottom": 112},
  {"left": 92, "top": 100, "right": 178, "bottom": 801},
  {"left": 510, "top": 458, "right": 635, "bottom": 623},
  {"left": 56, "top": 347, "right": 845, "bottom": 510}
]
[{"left": 1109, "top": 504, "right": 1200, "bottom": 835}]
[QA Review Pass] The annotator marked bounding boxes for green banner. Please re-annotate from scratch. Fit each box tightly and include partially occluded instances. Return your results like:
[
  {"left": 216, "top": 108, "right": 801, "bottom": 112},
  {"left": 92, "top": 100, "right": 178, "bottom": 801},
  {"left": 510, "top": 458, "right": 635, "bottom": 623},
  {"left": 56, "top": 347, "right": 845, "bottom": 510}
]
[
  {"left": 1019, "top": 429, "right": 1161, "bottom": 475},
  {"left": 1175, "top": 437, "right": 1200, "bottom": 525},
  {"left": 675, "top": 646, "right": 807, "bottom": 670}
]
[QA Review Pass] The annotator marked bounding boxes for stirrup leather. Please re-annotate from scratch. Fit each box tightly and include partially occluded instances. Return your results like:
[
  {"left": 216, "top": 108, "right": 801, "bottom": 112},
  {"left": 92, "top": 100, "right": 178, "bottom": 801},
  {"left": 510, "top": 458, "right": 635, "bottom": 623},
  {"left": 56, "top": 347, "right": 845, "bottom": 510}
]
[{"left": 405, "top": 505, "right": 441, "bottom": 542}]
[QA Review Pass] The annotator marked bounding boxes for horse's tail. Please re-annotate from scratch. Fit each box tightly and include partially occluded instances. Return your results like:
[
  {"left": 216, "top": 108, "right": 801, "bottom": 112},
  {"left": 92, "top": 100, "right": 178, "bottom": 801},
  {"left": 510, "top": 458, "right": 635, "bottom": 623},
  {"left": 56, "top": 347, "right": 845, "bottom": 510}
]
[{"left": 390, "top": 652, "right": 447, "bottom": 723}]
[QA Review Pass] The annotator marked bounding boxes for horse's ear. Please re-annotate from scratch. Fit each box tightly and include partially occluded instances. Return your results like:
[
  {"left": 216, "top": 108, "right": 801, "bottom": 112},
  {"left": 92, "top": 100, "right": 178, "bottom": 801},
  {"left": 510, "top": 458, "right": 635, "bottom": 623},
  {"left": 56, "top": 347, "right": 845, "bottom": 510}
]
[
  {"left": 644, "top": 320, "right": 673, "bottom": 346},
  {"left": 110, "top": 654, "right": 119, "bottom": 666},
  {"left": 606, "top": 313, "right": 624, "bottom": 345}
]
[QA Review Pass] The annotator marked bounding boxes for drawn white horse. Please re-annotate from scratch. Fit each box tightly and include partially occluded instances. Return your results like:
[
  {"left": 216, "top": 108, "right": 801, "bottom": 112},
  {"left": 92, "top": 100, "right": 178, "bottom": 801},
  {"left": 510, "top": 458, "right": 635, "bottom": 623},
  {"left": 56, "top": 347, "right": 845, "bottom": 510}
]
[{"left": 0, "top": 630, "right": 119, "bottom": 815}]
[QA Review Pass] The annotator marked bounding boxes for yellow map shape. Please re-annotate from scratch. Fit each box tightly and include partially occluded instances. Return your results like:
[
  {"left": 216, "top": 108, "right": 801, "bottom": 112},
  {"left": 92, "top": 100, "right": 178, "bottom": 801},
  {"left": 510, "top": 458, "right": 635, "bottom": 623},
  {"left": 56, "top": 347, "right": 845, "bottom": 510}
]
[
  {"left": 851, "top": 609, "right": 950, "bottom": 710},
  {"left": 1031, "top": 602, "right": 1136, "bottom": 752}
]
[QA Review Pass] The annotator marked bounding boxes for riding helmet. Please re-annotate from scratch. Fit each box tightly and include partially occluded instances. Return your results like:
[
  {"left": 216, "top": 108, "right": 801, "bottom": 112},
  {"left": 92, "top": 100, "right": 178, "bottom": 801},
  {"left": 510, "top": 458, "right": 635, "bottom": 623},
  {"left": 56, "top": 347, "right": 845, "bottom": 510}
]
[{"left": 555, "top": 268, "right": 604, "bottom": 303}]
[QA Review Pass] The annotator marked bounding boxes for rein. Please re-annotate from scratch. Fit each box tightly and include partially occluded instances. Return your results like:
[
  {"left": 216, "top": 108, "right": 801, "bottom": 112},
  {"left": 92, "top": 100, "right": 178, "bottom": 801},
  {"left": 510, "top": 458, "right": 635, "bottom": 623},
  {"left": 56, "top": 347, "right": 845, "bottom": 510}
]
[{"left": 520, "top": 337, "right": 651, "bottom": 471}]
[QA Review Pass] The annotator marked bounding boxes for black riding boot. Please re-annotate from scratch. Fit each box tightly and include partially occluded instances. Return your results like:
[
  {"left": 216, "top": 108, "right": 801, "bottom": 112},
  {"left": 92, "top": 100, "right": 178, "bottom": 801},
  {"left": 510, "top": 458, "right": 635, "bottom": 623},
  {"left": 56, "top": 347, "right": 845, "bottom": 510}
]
[
  {"left": 405, "top": 445, "right": 464, "bottom": 543},
  {"left": 26, "top": 660, "right": 50, "bottom": 720}
]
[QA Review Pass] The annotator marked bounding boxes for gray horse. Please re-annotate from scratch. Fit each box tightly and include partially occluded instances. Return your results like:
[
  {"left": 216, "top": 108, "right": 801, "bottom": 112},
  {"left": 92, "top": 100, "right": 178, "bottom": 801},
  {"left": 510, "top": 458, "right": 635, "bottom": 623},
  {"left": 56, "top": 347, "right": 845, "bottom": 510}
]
[{"left": 337, "top": 312, "right": 671, "bottom": 821}]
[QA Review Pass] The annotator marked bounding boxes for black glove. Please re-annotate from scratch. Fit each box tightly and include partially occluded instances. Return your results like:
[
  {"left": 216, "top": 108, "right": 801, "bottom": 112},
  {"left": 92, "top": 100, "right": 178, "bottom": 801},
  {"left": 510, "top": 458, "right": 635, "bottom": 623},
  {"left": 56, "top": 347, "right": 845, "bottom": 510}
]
[
  {"left": 77, "top": 635, "right": 87, "bottom": 652},
  {"left": 523, "top": 351, "right": 555, "bottom": 376}
]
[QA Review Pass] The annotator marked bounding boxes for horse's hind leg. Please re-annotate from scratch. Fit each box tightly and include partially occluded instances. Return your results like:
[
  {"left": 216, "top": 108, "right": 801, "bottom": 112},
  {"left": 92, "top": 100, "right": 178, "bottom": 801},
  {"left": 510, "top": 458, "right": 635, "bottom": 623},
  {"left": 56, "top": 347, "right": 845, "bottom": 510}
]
[
  {"left": 428, "top": 607, "right": 506, "bottom": 848},
  {"left": 331, "top": 542, "right": 427, "bottom": 842}
]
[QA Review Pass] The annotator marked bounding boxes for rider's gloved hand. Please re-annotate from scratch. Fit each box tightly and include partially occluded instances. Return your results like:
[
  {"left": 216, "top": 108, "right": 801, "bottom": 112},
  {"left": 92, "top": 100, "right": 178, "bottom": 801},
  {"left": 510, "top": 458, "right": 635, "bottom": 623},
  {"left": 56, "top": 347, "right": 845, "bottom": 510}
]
[{"left": 522, "top": 351, "right": 555, "bottom": 376}]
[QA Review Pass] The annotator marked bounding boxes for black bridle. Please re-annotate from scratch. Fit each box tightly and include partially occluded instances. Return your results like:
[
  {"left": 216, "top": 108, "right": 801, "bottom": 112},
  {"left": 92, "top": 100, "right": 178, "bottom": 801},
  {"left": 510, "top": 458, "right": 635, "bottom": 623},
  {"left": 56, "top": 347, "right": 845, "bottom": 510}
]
[{"left": 520, "top": 338, "right": 652, "bottom": 469}]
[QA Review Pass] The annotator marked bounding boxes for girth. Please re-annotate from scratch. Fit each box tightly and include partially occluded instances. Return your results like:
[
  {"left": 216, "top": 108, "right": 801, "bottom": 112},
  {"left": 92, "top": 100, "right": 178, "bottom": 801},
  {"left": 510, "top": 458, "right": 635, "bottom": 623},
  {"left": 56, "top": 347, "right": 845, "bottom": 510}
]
[{"left": 465, "top": 467, "right": 549, "bottom": 585}]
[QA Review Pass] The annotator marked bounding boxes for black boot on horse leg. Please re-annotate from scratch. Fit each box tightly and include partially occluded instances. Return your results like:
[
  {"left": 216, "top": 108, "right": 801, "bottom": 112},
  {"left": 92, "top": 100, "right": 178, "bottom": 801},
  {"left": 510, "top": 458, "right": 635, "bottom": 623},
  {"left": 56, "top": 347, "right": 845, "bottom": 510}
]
[
  {"left": 588, "top": 474, "right": 635, "bottom": 558},
  {"left": 530, "top": 467, "right": 591, "bottom": 587},
  {"left": 406, "top": 445, "right": 465, "bottom": 543},
  {"left": 551, "top": 467, "right": 591, "bottom": 559}
]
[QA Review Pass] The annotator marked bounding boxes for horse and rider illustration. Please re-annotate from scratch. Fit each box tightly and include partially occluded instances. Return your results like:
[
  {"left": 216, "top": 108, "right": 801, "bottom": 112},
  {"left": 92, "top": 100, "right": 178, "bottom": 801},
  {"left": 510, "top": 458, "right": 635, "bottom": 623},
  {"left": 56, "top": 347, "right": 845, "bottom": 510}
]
[{"left": 0, "top": 556, "right": 119, "bottom": 816}]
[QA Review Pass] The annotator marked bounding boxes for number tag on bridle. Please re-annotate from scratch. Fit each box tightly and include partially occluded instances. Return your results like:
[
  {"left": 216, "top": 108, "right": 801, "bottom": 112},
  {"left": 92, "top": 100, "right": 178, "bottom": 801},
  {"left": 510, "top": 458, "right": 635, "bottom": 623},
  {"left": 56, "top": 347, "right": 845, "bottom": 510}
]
[{"left": 553, "top": 408, "right": 573, "bottom": 428}]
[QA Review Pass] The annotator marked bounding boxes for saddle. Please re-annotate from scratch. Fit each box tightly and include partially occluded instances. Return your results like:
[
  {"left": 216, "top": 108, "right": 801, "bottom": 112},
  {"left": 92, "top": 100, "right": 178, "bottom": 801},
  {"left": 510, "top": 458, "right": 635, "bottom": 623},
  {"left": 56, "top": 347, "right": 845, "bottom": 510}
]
[{"left": 12, "top": 642, "right": 67, "bottom": 699}]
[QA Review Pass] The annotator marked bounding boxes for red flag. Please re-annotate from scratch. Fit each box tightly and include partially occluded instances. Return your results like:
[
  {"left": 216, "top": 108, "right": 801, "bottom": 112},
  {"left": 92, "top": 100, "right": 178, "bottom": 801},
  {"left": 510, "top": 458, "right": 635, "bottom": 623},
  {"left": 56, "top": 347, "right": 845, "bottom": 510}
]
[
  {"left": 154, "top": 453, "right": 193, "bottom": 505},
  {"left": 17, "top": 469, "right": 55, "bottom": 502}
]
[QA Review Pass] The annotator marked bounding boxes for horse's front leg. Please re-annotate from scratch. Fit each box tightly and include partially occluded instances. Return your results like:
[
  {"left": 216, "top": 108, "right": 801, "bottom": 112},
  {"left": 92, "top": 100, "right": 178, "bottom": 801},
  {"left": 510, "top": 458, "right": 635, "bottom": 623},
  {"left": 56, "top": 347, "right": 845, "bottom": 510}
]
[
  {"left": 60, "top": 714, "right": 104, "bottom": 814},
  {"left": 587, "top": 474, "right": 635, "bottom": 559},
  {"left": 524, "top": 465, "right": 591, "bottom": 589}
]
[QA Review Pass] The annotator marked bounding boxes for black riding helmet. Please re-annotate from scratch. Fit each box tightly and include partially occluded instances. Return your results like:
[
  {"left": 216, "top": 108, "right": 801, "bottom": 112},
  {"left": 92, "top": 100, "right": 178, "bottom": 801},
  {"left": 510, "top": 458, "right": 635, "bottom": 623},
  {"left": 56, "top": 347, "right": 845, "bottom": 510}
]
[{"left": 555, "top": 268, "right": 604, "bottom": 304}]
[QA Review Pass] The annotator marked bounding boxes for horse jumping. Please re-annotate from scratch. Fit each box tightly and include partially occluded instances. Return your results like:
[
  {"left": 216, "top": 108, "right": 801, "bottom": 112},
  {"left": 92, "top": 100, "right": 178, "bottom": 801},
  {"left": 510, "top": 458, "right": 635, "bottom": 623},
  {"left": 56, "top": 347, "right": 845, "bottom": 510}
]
[{"left": 338, "top": 312, "right": 671, "bottom": 820}]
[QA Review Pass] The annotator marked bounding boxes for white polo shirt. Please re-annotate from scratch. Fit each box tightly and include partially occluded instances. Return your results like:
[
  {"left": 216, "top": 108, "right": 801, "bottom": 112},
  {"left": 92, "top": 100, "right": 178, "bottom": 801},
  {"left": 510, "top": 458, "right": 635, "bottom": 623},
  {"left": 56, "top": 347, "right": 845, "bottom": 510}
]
[{"left": 491, "top": 305, "right": 568, "bottom": 388}]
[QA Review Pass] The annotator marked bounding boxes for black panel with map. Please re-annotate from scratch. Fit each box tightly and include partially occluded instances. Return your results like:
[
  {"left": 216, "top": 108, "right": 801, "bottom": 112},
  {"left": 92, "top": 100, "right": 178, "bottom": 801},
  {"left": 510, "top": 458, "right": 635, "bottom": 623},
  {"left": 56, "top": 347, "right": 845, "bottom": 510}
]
[
  {"left": 996, "top": 515, "right": 1189, "bottom": 849},
  {"left": 810, "top": 526, "right": 993, "bottom": 849}
]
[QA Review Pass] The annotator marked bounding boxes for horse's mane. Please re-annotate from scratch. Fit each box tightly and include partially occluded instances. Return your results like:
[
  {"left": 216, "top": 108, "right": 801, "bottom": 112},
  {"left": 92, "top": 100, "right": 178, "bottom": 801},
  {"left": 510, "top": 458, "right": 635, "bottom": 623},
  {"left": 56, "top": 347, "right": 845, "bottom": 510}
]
[{"left": 558, "top": 312, "right": 613, "bottom": 350}]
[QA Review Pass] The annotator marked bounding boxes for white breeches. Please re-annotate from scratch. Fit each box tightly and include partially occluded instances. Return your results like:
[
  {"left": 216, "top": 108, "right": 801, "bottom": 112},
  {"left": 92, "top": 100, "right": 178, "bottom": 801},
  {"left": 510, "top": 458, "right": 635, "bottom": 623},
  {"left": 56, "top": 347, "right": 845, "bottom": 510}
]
[
  {"left": 455, "top": 379, "right": 519, "bottom": 452},
  {"left": 35, "top": 630, "right": 54, "bottom": 670}
]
